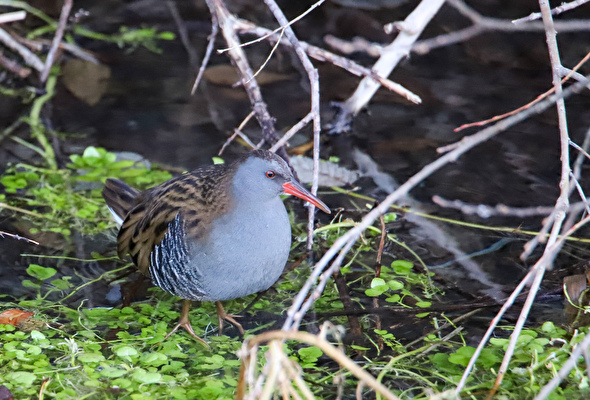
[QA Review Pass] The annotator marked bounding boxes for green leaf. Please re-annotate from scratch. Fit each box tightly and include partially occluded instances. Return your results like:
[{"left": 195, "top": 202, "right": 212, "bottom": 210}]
[
  {"left": 82, "top": 146, "right": 101, "bottom": 159},
  {"left": 383, "top": 213, "right": 397, "bottom": 223},
  {"left": 30, "top": 330, "right": 45, "bottom": 340},
  {"left": 26, "top": 264, "right": 57, "bottom": 280},
  {"left": 448, "top": 346, "right": 476, "bottom": 367},
  {"left": 99, "top": 366, "right": 128, "bottom": 378},
  {"left": 392, "top": 260, "right": 413, "bottom": 275},
  {"left": 22, "top": 280, "right": 41, "bottom": 289},
  {"left": 133, "top": 368, "right": 162, "bottom": 384},
  {"left": 370, "top": 278, "right": 386, "bottom": 288},
  {"left": 387, "top": 280, "right": 404, "bottom": 290},
  {"left": 365, "top": 286, "right": 388, "bottom": 297},
  {"left": 115, "top": 345, "right": 138, "bottom": 358},
  {"left": 8, "top": 371, "right": 36, "bottom": 386},
  {"left": 78, "top": 353, "right": 106, "bottom": 363},
  {"left": 298, "top": 346, "right": 323, "bottom": 363}
]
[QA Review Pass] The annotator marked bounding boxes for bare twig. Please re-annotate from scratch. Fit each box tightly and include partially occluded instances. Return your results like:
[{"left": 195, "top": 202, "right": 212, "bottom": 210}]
[
  {"left": 432, "top": 196, "right": 555, "bottom": 218},
  {"left": 329, "top": 0, "right": 445, "bottom": 133},
  {"left": 205, "top": 0, "right": 280, "bottom": 149},
  {"left": 40, "top": 0, "right": 72, "bottom": 82},
  {"left": 190, "top": 1, "right": 219, "bottom": 95},
  {"left": 260, "top": 0, "right": 323, "bottom": 250},
  {"left": 513, "top": 0, "right": 590, "bottom": 23},
  {"left": 0, "top": 50, "right": 31, "bottom": 77},
  {"left": 0, "top": 10, "right": 26, "bottom": 24},
  {"left": 457, "top": 214, "right": 590, "bottom": 395},
  {"left": 167, "top": 0, "right": 199, "bottom": 68},
  {"left": 219, "top": 111, "right": 256, "bottom": 155},
  {"left": 0, "top": 27, "right": 44, "bottom": 71},
  {"left": 233, "top": 19, "right": 421, "bottom": 104},
  {"left": 0, "top": 230, "right": 39, "bottom": 245},
  {"left": 451, "top": 50, "right": 590, "bottom": 135}
]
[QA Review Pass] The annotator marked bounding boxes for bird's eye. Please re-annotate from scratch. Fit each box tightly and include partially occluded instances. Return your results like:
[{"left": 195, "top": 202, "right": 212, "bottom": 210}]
[{"left": 265, "top": 170, "right": 275, "bottom": 178}]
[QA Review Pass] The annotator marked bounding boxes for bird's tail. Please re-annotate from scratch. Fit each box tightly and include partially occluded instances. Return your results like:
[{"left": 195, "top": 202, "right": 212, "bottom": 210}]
[{"left": 102, "top": 178, "right": 140, "bottom": 226}]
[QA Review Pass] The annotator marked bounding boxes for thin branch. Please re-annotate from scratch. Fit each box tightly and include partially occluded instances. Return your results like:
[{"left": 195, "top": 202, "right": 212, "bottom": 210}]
[
  {"left": 167, "top": 0, "right": 199, "bottom": 68},
  {"left": 261, "top": 0, "right": 323, "bottom": 250},
  {"left": 0, "top": 230, "right": 39, "bottom": 245},
  {"left": 329, "top": 0, "right": 445, "bottom": 133},
  {"left": 205, "top": 0, "right": 280, "bottom": 149},
  {"left": 40, "top": 0, "right": 72, "bottom": 82},
  {"left": 0, "top": 10, "right": 26, "bottom": 24},
  {"left": 0, "top": 26, "right": 44, "bottom": 71},
  {"left": 513, "top": 0, "right": 590, "bottom": 23},
  {"left": 233, "top": 19, "right": 421, "bottom": 104}
]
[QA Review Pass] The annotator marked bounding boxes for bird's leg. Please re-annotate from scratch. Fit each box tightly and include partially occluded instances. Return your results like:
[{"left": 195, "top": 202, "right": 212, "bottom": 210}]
[
  {"left": 216, "top": 301, "right": 244, "bottom": 335},
  {"left": 165, "top": 299, "right": 210, "bottom": 348}
]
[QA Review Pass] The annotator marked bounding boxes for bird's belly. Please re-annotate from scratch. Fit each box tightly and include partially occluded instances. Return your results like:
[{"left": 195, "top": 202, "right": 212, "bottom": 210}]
[{"left": 179, "top": 202, "right": 291, "bottom": 301}]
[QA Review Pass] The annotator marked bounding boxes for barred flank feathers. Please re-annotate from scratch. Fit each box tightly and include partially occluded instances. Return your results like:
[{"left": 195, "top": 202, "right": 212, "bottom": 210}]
[{"left": 102, "top": 178, "right": 140, "bottom": 226}]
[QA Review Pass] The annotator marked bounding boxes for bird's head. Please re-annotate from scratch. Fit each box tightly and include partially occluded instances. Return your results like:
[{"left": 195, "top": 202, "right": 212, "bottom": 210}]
[{"left": 232, "top": 150, "right": 330, "bottom": 214}]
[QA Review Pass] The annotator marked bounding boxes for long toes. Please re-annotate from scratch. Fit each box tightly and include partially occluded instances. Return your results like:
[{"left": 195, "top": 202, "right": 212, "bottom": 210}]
[
  {"left": 223, "top": 315, "right": 244, "bottom": 335},
  {"left": 164, "top": 322, "right": 210, "bottom": 349}
]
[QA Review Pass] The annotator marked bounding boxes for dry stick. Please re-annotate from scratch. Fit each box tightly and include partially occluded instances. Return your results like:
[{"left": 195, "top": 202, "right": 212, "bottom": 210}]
[
  {"left": 40, "top": 0, "right": 72, "bottom": 82},
  {"left": 432, "top": 195, "right": 555, "bottom": 218},
  {"left": 233, "top": 19, "right": 420, "bottom": 104},
  {"left": 374, "top": 213, "right": 387, "bottom": 351},
  {"left": 0, "top": 50, "right": 31, "bottom": 77},
  {"left": 190, "top": 0, "right": 218, "bottom": 95},
  {"left": 513, "top": 0, "right": 590, "bottom": 23},
  {"left": 565, "top": 127, "right": 590, "bottom": 231},
  {"left": 570, "top": 172, "right": 590, "bottom": 215},
  {"left": 219, "top": 111, "right": 256, "bottom": 155},
  {"left": 415, "top": 9, "right": 590, "bottom": 55},
  {"left": 483, "top": 3, "right": 573, "bottom": 396},
  {"left": 448, "top": 0, "right": 590, "bottom": 31},
  {"left": 13, "top": 33, "right": 99, "bottom": 64},
  {"left": 261, "top": 0, "right": 322, "bottom": 250},
  {"left": 535, "top": 332, "right": 590, "bottom": 400},
  {"left": 206, "top": 0, "right": 280, "bottom": 151},
  {"left": 0, "top": 10, "right": 26, "bottom": 24},
  {"left": 0, "top": 230, "right": 39, "bottom": 245},
  {"left": 331, "top": 0, "right": 445, "bottom": 132},
  {"left": 0, "top": 27, "right": 44, "bottom": 71},
  {"left": 220, "top": 0, "right": 325, "bottom": 52},
  {"left": 269, "top": 112, "right": 313, "bottom": 152},
  {"left": 332, "top": 269, "right": 362, "bottom": 337},
  {"left": 282, "top": 73, "right": 590, "bottom": 333},
  {"left": 558, "top": 65, "right": 590, "bottom": 89},
  {"left": 242, "top": 330, "right": 401, "bottom": 400},
  {"left": 166, "top": 0, "right": 199, "bottom": 68}
]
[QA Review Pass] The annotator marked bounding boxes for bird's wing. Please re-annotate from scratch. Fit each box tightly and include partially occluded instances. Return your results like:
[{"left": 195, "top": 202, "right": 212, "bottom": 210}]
[{"left": 117, "top": 166, "right": 231, "bottom": 275}]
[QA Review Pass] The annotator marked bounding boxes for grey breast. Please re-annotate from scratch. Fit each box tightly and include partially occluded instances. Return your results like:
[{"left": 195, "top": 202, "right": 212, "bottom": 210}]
[{"left": 179, "top": 195, "right": 291, "bottom": 301}]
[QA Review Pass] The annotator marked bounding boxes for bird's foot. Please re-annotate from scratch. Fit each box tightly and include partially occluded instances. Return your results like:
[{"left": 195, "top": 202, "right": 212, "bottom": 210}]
[
  {"left": 216, "top": 301, "right": 244, "bottom": 335},
  {"left": 164, "top": 319, "right": 210, "bottom": 348},
  {"left": 163, "top": 300, "right": 210, "bottom": 348}
]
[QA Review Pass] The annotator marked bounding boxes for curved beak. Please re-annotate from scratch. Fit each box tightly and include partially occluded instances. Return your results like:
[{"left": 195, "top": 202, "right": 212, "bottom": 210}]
[{"left": 282, "top": 181, "right": 331, "bottom": 214}]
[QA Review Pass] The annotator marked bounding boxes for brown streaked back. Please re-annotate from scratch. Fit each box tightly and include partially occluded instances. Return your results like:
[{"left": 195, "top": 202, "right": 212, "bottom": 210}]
[{"left": 114, "top": 165, "right": 234, "bottom": 275}]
